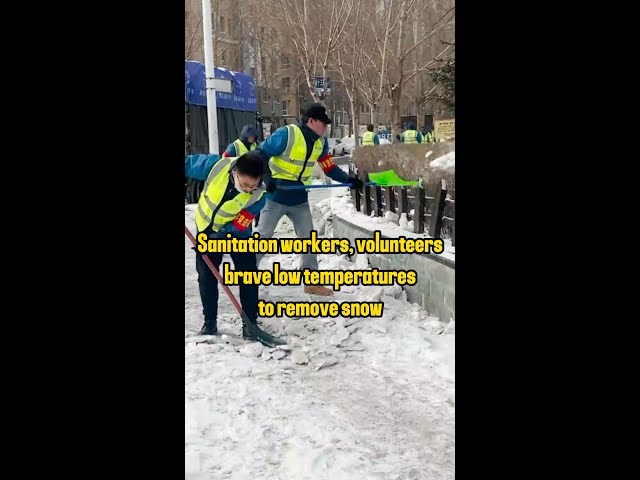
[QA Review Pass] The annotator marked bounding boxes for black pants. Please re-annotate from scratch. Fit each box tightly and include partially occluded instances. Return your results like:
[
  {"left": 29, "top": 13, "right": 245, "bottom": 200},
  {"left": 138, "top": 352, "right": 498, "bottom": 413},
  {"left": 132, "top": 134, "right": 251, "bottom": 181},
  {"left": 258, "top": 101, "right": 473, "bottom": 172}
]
[{"left": 195, "top": 251, "right": 258, "bottom": 325}]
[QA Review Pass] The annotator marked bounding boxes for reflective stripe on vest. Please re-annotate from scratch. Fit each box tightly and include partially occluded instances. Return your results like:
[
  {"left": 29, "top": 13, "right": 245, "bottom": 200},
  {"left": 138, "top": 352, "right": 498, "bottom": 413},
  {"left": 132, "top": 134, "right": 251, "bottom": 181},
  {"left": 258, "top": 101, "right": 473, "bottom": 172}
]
[
  {"left": 362, "top": 131, "right": 375, "bottom": 146},
  {"left": 232, "top": 139, "right": 256, "bottom": 156},
  {"left": 195, "top": 157, "right": 266, "bottom": 233},
  {"left": 404, "top": 130, "right": 418, "bottom": 144},
  {"left": 268, "top": 125, "right": 325, "bottom": 182}
]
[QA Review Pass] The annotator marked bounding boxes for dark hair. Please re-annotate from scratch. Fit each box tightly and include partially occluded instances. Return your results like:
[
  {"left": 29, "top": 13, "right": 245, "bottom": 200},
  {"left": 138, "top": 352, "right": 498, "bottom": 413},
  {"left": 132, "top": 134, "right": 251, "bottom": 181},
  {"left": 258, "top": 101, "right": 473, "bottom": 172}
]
[
  {"left": 235, "top": 151, "right": 264, "bottom": 178},
  {"left": 367, "top": 124, "right": 374, "bottom": 131}
]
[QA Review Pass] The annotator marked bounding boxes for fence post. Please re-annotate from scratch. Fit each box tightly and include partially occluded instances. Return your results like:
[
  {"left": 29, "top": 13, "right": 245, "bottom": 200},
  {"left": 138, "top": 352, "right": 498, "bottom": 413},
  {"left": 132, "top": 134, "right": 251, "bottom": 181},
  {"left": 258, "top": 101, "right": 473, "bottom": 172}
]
[
  {"left": 399, "top": 186, "right": 408, "bottom": 214},
  {"left": 385, "top": 186, "right": 396, "bottom": 215},
  {"left": 348, "top": 164, "right": 361, "bottom": 211},
  {"left": 352, "top": 172, "right": 362, "bottom": 212},
  {"left": 413, "top": 185, "right": 426, "bottom": 234},
  {"left": 363, "top": 170, "right": 373, "bottom": 216},
  {"left": 428, "top": 179, "right": 448, "bottom": 238},
  {"left": 374, "top": 185, "right": 383, "bottom": 217}
]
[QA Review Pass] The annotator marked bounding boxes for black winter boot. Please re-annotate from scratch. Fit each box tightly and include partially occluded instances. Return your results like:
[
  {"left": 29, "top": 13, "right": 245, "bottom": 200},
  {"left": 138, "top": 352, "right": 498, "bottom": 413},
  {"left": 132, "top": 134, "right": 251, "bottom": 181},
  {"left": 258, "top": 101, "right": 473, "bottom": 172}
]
[
  {"left": 198, "top": 321, "right": 217, "bottom": 336},
  {"left": 242, "top": 322, "right": 286, "bottom": 346}
]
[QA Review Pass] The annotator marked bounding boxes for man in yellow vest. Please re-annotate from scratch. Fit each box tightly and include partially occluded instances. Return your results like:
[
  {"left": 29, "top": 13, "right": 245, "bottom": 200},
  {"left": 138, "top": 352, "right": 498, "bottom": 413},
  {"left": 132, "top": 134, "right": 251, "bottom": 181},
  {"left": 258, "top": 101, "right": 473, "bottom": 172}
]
[
  {"left": 424, "top": 128, "right": 435, "bottom": 143},
  {"left": 193, "top": 151, "right": 268, "bottom": 338},
  {"left": 362, "top": 124, "right": 379, "bottom": 146},
  {"left": 223, "top": 125, "right": 262, "bottom": 226},
  {"left": 255, "top": 103, "right": 363, "bottom": 296},
  {"left": 400, "top": 122, "right": 423, "bottom": 144},
  {"left": 223, "top": 125, "right": 259, "bottom": 158}
]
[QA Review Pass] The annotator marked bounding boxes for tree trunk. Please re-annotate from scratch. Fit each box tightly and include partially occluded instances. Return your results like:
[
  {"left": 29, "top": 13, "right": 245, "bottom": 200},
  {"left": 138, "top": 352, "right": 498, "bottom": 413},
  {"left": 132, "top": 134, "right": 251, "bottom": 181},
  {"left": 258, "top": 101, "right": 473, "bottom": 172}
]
[
  {"left": 413, "top": 12, "right": 423, "bottom": 131},
  {"left": 350, "top": 98, "right": 358, "bottom": 147},
  {"left": 391, "top": 4, "right": 405, "bottom": 142},
  {"left": 390, "top": 84, "right": 402, "bottom": 141}
]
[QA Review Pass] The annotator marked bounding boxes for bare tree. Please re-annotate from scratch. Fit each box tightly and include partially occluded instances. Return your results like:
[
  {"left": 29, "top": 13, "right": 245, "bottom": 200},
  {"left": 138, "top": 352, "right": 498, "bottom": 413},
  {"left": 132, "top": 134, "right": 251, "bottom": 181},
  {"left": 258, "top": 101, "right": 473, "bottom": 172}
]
[
  {"left": 276, "top": 0, "right": 355, "bottom": 105},
  {"left": 356, "top": 0, "right": 405, "bottom": 131},
  {"left": 354, "top": 0, "right": 454, "bottom": 140},
  {"left": 384, "top": 2, "right": 454, "bottom": 140},
  {"left": 185, "top": 9, "right": 204, "bottom": 60},
  {"left": 336, "top": 0, "right": 379, "bottom": 142}
]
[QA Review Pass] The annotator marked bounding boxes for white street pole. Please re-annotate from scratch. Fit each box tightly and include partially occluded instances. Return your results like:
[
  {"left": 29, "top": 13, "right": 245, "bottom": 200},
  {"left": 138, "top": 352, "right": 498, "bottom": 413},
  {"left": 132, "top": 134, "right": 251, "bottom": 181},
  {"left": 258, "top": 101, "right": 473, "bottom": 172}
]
[{"left": 201, "top": 0, "right": 219, "bottom": 154}]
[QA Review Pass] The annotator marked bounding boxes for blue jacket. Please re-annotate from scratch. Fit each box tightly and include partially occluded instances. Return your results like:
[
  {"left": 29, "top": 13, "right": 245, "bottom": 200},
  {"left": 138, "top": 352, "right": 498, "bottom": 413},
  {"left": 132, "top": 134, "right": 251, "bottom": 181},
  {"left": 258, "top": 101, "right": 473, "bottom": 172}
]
[
  {"left": 185, "top": 154, "right": 220, "bottom": 181},
  {"left": 258, "top": 123, "right": 352, "bottom": 206}
]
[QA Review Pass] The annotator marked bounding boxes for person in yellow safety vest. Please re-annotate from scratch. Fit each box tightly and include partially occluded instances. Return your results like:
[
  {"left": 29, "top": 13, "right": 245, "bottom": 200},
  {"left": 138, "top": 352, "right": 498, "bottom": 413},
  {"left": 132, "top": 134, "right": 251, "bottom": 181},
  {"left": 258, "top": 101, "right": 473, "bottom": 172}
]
[
  {"left": 400, "top": 122, "right": 423, "bottom": 144},
  {"left": 223, "top": 125, "right": 262, "bottom": 226},
  {"left": 422, "top": 127, "right": 435, "bottom": 143},
  {"left": 193, "top": 151, "right": 268, "bottom": 339},
  {"left": 254, "top": 103, "right": 364, "bottom": 296},
  {"left": 362, "top": 124, "right": 379, "bottom": 146},
  {"left": 223, "top": 125, "right": 259, "bottom": 158}
]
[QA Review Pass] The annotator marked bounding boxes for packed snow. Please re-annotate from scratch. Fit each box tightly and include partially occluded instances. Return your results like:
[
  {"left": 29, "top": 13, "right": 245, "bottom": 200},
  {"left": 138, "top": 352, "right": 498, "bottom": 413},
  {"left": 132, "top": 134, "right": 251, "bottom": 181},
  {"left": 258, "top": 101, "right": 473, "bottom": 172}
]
[
  {"left": 429, "top": 152, "right": 455, "bottom": 171},
  {"left": 185, "top": 188, "right": 455, "bottom": 479}
]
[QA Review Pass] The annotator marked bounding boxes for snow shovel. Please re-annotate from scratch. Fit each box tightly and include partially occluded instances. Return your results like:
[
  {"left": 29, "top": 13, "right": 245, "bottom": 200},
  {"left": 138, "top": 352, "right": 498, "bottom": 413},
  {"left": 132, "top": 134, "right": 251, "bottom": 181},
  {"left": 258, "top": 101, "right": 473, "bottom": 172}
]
[
  {"left": 276, "top": 183, "right": 376, "bottom": 190},
  {"left": 276, "top": 169, "right": 419, "bottom": 191},
  {"left": 184, "top": 225, "right": 286, "bottom": 347},
  {"left": 276, "top": 181, "right": 417, "bottom": 191}
]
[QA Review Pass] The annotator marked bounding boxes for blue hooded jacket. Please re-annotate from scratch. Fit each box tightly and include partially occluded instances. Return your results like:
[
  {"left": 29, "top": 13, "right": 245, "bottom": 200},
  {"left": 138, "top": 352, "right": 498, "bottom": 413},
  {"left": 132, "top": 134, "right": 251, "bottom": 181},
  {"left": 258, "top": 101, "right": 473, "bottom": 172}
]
[{"left": 224, "top": 125, "right": 259, "bottom": 157}]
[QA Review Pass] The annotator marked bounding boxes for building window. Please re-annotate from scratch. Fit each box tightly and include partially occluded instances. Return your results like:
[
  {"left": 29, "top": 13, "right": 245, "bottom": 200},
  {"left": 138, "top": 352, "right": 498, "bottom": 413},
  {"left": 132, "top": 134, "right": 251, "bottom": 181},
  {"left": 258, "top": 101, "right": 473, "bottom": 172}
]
[
  {"left": 282, "top": 55, "right": 290, "bottom": 69},
  {"left": 274, "top": 91, "right": 280, "bottom": 103},
  {"left": 282, "top": 100, "right": 288, "bottom": 116},
  {"left": 220, "top": 16, "right": 225, "bottom": 33},
  {"left": 281, "top": 77, "right": 290, "bottom": 91}
]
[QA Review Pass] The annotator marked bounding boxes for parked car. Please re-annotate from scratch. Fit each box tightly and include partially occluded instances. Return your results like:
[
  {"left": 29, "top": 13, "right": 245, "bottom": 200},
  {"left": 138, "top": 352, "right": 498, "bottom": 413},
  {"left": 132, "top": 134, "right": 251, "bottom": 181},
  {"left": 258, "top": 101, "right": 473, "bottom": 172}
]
[
  {"left": 340, "top": 135, "right": 356, "bottom": 154},
  {"left": 327, "top": 138, "right": 346, "bottom": 156}
]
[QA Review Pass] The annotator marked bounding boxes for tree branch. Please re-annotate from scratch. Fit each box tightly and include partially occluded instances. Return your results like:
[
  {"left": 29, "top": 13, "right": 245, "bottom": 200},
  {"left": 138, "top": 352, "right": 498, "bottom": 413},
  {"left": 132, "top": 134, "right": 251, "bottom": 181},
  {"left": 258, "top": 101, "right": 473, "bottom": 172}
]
[
  {"left": 401, "top": 6, "right": 455, "bottom": 60},
  {"left": 401, "top": 42, "right": 454, "bottom": 86}
]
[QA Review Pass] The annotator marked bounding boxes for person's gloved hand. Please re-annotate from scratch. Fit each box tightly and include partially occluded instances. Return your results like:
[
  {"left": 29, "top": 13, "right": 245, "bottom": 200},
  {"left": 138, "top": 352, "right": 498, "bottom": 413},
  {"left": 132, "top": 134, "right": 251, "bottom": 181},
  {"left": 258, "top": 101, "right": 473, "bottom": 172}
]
[
  {"left": 349, "top": 177, "right": 364, "bottom": 190},
  {"left": 229, "top": 224, "right": 253, "bottom": 238}
]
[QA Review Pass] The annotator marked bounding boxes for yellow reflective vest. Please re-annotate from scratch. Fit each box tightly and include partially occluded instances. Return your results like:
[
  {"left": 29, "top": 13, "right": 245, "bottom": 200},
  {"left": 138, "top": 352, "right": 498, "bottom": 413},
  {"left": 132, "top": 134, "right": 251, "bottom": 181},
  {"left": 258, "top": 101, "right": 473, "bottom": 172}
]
[{"left": 195, "top": 157, "right": 265, "bottom": 233}]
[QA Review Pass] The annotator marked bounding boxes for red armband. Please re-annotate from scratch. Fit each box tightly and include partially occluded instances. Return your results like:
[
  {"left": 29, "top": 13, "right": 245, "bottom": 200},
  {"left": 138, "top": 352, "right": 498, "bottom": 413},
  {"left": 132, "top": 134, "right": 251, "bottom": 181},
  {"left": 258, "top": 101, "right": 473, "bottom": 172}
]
[
  {"left": 223, "top": 151, "right": 231, "bottom": 158},
  {"left": 318, "top": 154, "right": 336, "bottom": 173},
  {"left": 232, "top": 209, "right": 255, "bottom": 231}
]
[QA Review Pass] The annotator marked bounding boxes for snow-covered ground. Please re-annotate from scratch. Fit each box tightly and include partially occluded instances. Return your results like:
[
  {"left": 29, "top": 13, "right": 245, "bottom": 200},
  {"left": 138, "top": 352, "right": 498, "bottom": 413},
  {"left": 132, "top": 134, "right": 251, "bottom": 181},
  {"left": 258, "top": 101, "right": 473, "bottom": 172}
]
[{"left": 185, "top": 189, "right": 455, "bottom": 479}]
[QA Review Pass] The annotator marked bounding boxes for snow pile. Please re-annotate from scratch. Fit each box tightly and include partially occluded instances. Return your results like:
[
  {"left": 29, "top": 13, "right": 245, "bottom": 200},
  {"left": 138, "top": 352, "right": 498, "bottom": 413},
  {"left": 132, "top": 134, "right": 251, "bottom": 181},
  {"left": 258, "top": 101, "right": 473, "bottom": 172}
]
[
  {"left": 185, "top": 193, "right": 455, "bottom": 479},
  {"left": 384, "top": 210, "right": 399, "bottom": 224},
  {"left": 429, "top": 151, "right": 455, "bottom": 170}
]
